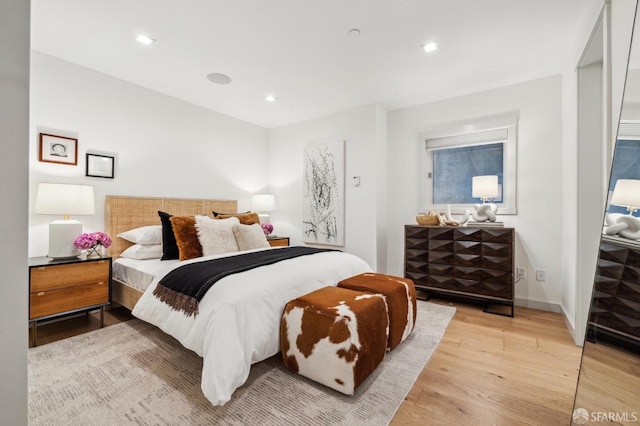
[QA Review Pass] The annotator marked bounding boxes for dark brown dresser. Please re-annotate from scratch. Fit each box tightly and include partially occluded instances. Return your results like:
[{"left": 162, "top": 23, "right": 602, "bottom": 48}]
[
  {"left": 404, "top": 225, "right": 515, "bottom": 316},
  {"left": 588, "top": 235, "right": 640, "bottom": 349}
]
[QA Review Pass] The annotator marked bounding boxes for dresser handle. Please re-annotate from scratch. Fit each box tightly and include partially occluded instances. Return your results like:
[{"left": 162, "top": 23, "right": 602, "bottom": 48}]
[
  {"left": 98, "top": 260, "right": 105, "bottom": 264},
  {"left": 37, "top": 292, "right": 45, "bottom": 296},
  {"left": 38, "top": 267, "right": 46, "bottom": 271},
  {"left": 98, "top": 281, "right": 104, "bottom": 285}
]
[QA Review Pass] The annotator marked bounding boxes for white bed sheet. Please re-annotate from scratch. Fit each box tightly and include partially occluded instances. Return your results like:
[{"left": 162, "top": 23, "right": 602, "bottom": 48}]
[
  {"left": 112, "top": 257, "right": 179, "bottom": 291},
  {"left": 132, "top": 247, "right": 372, "bottom": 406}
]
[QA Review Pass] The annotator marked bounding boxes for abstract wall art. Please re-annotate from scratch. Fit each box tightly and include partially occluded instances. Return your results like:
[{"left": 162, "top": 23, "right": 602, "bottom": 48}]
[{"left": 303, "top": 139, "right": 345, "bottom": 246}]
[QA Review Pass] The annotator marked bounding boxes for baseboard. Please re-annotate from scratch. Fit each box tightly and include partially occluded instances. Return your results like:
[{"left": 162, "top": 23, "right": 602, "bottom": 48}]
[
  {"left": 515, "top": 298, "right": 580, "bottom": 344},
  {"left": 514, "top": 297, "right": 562, "bottom": 313},
  {"left": 560, "top": 304, "right": 578, "bottom": 344}
]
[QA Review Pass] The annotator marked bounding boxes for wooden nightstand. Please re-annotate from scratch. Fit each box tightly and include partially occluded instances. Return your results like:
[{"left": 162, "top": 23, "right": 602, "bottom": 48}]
[
  {"left": 29, "top": 256, "right": 111, "bottom": 346},
  {"left": 267, "top": 236, "right": 290, "bottom": 247}
]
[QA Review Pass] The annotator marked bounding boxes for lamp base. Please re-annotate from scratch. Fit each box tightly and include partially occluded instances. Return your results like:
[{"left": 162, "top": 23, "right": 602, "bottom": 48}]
[
  {"left": 604, "top": 213, "right": 640, "bottom": 240},
  {"left": 258, "top": 213, "right": 271, "bottom": 224},
  {"left": 472, "top": 203, "right": 498, "bottom": 222},
  {"left": 48, "top": 220, "right": 82, "bottom": 259}
]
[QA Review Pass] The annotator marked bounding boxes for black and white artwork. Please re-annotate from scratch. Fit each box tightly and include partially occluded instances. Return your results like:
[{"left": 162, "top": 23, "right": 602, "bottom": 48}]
[{"left": 303, "top": 139, "right": 345, "bottom": 246}]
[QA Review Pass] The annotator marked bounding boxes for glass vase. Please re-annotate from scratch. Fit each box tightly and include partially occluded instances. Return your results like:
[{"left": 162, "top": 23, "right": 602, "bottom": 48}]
[{"left": 86, "top": 245, "right": 103, "bottom": 258}]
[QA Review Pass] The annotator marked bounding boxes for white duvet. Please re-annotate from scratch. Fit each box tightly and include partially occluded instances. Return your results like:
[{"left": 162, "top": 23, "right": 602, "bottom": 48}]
[{"left": 132, "top": 247, "right": 372, "bottom": 406}]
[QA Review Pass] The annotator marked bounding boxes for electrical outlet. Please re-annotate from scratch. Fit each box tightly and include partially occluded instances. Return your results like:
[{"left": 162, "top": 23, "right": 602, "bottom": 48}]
[
  {"left": 516, "top": 267, "right": 527, "bottom": 279},
  {"left": 536, "top": 269, "right": 546, "bottom": 282}
]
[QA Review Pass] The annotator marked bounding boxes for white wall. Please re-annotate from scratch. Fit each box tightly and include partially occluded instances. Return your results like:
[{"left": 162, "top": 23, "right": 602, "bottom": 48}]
[
  {"left": 560, "top": 68, "right": 580, "bottom": 335},
  {"left": 623, "top": 69, "right": 640, "bottom": 106},
  {"left": 375, "top": 105, "right": 389, "bottom": 272},
  {"left": 29, "top": 52, "right": 269, "bottom": 257},
  {"left": 0, "top": 0, "right": 29, "bottom": 423},
  {"left": 387, "top": 76, "right": 565, "bottom": 310},
  {"left": 610, "top": 0, "right": 638, "bottom": 145},
  {"left": 268, "top": 105, "right": 384, "bottom": 270},
  {"left": 561, "top": 0, "right": 637, "bottom": 344}
]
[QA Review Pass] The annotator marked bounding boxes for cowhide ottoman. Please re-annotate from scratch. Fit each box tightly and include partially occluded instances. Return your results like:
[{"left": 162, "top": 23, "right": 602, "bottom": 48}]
[
  {"left": 280, "top": 286, "right": 388, "bottom": 395},
  {"left": 338, "top": 272, "right": 417, "bottom": 350}
]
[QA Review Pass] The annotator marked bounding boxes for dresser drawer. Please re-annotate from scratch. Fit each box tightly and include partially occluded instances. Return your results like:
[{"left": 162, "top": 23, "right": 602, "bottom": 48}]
[
  {"left": 30, "top": 260, "right": 110, "bottom": 292},
  {"left": 29, "top": 281, "right": 109, "bottom": 319}
]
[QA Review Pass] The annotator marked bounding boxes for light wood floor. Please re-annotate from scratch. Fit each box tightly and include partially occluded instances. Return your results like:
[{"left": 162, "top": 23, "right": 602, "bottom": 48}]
[
  {"left": 572, "top": 340, "right": 640, "bottom": 424},
  {"left": 29, "top": 299, "right": 583, "bottom": 425},
  {"left": 392, "top": 298, "right": 583, "bottom": 425}
]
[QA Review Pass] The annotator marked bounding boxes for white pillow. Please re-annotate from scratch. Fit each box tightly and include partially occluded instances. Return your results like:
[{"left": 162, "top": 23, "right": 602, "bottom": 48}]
[
  {"left": 117, "top": 225, "right": 162, "bottom": 245},
  {"left": 120, "top": 243, "right": 163, "bottom": 260},
  {"left": 233, "top": 223, "right": 270, "bottom": 251},
  {"left": 195, "top": 215, "right": 240, "bottom": 256}
]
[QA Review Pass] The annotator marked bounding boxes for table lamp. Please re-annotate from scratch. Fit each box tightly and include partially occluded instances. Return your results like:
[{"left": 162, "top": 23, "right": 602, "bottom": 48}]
[
  {"left": 251, "top": 194, "right": 276, "bottom": 224},
  {"left": 35, "top": 183, "right": 95, "bottom": 258},
  {"left": 471, "top": 175, "right": 499, "bottom": 222},
  {"left": 610, "top": 179, "right": 640, "bottom": 214}
]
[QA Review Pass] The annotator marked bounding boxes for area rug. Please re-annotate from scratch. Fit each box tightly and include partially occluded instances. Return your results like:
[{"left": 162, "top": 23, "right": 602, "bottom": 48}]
[{"left": 29, "top": 300, "right": 455, "bottom": 426}]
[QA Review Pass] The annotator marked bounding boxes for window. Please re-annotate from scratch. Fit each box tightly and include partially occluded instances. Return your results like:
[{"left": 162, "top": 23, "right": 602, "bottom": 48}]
[
  {"left": 608, "top": 121, "right": 640, "bottom": 215},
  {"left": 419, "top": 113, "right": 518, "bottom": 214}
]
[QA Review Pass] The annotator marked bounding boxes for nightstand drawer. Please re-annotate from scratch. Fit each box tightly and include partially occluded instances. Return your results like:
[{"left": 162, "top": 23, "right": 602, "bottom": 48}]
[
  {"left": 268, "top": 237, "right": 289, "bottom": 247},
  {"left": 30, "top": 260, "right": 110, "bottom": 292},
  {"left": 30, "top": 281, "right": 109, "bottom": 319}
]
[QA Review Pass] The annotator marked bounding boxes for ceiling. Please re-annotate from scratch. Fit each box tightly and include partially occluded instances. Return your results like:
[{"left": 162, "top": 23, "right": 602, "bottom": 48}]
[{"left": 32, "top": 0, "right": 594, "bottom": 129}]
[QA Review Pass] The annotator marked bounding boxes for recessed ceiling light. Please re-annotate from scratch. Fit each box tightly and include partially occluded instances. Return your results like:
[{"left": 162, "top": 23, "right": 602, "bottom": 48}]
[
  {"left": 265, "top": 95, "right": 278, "bottom": 102},
  {"left": 348, "top": 28, "right": 361, "bottom": 38},
  {"left": 136, "top": 33, "right": 155, "bottom": 46},
  {"left": 206, "top": 73, "right": 232, "bottom": 85},
  {"left": 421, "top": 41, "right": 438, "bottom": 53}
]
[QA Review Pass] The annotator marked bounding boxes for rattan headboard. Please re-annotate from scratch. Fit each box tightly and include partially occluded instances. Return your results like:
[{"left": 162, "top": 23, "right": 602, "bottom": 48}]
[{"left": 105, "top": 195, "right": 238, "bottom": 258}]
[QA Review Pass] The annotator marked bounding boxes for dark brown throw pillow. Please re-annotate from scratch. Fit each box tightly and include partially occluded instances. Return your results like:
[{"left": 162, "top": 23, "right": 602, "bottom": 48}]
[
  {"left": 212, "top": 211, "right": 260, "bottom": 225},
  {"left": 169, "top": 216, "right": 203, "bottom": 261},
  {"left": 158, "top": 211, "right": 179, "bottom": 260},
  {"left": 212, "top": 210, "right": 250, "bottom": 217}
]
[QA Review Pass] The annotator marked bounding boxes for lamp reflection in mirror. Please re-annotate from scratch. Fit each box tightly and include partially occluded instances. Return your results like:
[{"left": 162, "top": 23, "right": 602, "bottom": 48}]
[
  {"left": 35, "top": 183, "right": 95, "bottom": 259},
  {"left": 604, "top": 179, "right": 640, "bottom": 239},
  {"left": 251, "top": 194, "right": 276, "bottom": 224},
  {"left": 471, "top": 175, "right": 498, "bottom": 222}
]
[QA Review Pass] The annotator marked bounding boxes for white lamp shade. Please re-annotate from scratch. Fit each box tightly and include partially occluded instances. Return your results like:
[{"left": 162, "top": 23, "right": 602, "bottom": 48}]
[
  {"left": 472, "top": 175, "right": 499, "bottom": 199},
  {"left": 35, "top": 183, "right": 95, "bottom": 216},
  {"left": 251, "top": 194, "right": 276, "bottom": 212},
  {"left": 34, "top": 183, "right": 95, "bottom": 259},
  {"left": 610, "top": 179, "right": 640, "bottom": 210}
]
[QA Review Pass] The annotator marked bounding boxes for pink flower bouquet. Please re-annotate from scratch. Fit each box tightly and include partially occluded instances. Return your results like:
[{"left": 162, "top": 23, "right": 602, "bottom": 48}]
[
  {"left": 261, "top": 223, "right": 274, "bottom": 236},
  {"left": 74, "top": 231, "right": 112, "bottom": 257}
]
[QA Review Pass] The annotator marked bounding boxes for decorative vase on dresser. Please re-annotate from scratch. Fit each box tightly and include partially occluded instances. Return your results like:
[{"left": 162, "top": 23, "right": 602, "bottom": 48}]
[{"left": 404, "top": 225, "right": 515, "bottom": 316}]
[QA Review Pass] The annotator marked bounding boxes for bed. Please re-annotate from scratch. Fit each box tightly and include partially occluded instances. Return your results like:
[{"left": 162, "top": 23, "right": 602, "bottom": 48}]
[
  {"left": 104, "top": 195, "right": 372, "bottom": 405},
  {"left": 105, "top": 195, "right": 239, "bottom": 309}
]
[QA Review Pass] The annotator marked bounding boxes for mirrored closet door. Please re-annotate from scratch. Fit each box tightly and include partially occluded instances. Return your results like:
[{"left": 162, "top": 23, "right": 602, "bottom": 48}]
[{"left": 572, "top": 5, "right": 640, "bottom": 424}]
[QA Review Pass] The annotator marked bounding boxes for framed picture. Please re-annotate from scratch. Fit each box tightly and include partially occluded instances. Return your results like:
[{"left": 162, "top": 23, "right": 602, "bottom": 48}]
[
  {"left": 39, "top": 133, "right": 78, "bottom": 165},
  {"left": 303, "top": 139, "right": 345, "bottom": 246},
  {"left": 86, "top": 153, "right": 115, "bottom": 179}
]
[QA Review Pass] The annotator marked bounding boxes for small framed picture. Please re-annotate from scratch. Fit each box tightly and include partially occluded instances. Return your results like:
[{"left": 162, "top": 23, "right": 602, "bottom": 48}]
[
  {"left": 86, "top": 153, "right": 115, "bottom": 179},
  {"left": 39, "top": 133, "right": 78, "bottom": 165}
]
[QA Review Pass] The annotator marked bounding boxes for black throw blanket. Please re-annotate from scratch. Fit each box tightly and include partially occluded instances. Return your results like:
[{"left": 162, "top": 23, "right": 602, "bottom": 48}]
[{"left": 153, "top": 247, "right": 337, "bottom": 316}]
